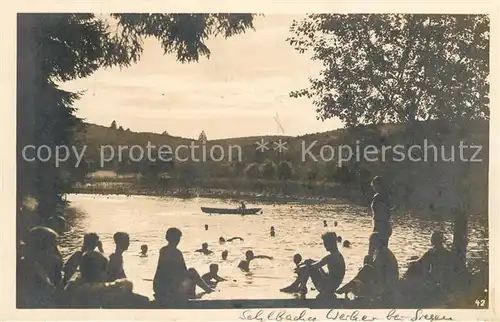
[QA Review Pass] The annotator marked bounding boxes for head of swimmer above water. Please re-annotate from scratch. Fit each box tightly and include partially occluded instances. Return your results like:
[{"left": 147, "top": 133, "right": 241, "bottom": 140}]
[
  {"left": 222, "top": 250, "right": 228, "bottom": 260},
  {"left": 219, "top": 237, "right": 226, "bottom": 244},
  {"left": 140, "top": 244, "right": 148, "bottom": 254},
  {"left": 245, "top": 250, "right": 255, "bottom": 261},
  {"left": 293, "top": 253, "right": 302, "bottom": 266}
]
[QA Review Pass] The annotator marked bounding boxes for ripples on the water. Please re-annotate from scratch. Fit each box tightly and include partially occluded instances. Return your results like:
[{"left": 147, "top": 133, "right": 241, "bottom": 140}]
[{"left": 60, "top": 194, "right": 489, "bottom": 300}]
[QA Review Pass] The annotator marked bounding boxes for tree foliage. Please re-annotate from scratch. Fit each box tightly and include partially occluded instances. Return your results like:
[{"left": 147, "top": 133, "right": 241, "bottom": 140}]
[
  {"left": 17, "top": 13, "right": 256, "bottom": 216},
  {"left": 288, "top": 14, "right": 489, "bottom": 126},
  {"left": 277, "top": 161, "right": 293, "bottom": 180},
  {"left": 260, "top": 161, "right": 277, "bottom": 179}
]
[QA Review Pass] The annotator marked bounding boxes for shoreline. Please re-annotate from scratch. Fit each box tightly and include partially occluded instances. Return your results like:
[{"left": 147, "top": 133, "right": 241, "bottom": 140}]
[{"left": 69, "top": 186, "right": 354, "bottom": 206}]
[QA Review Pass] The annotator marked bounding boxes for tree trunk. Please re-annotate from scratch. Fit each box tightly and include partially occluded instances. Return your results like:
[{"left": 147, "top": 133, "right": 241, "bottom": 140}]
[
  {"left": 451, "top": 207, "right": 468, "bottom": 273},
  {"left": 17, "top": 14, "right": 41, "bottom": 242}
]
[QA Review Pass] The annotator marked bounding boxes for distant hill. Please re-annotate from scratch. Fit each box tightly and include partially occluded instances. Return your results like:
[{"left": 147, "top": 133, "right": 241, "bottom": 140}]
[{"left": 78, "top": 120, "right": 489, "bottom": 218}]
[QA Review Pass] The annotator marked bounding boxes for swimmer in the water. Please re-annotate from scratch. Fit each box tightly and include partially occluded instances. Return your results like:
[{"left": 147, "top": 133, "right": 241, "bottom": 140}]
[
  {"left": 195, "top": 243, "right": 213, "bottom": 255},
  {"left": 270, "top": 226, "right": 276, "bottom": 237},
  {"left": 221, "top": 250, "right": 228, "bottom": 260},
  {"left": 201, "top": 264, "right": 227, "bottom": 288},
  {"left": 323, "top": 220, "right": 328, "bottom": 227},
  {"left": 204, "top": 224, "right": 208, "bottom": 231},
  {"left": 280, "top": 254, "right": 305, "bottom": 293},
  {"left": 337, "top": 236, "right": 342, "bottom": 243},
  {"left": 140, "top": 244, "right": 148, "bottom": 257},
  {"left": 219, "top": 236, "right": 244, "bottom": 244},
  {"left": 334, "top": 221, "right": 338, "bottom": 227},
  {"left": 343, "top": 240, "right": 351, "bottom": 248},
  {"left": 237, "top": 250, "right": 273, "bottom": 272}
]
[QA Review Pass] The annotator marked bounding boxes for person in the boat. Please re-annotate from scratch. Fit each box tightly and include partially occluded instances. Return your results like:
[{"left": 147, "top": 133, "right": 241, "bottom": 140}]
[
  {"left": 202, "top": 264, "right": 227, "bottom": 288},
  {"left": 270, "top": 226, "right": 276, "bottom": 237},
  {"left": 153, "top": 228, "right": 214, "bottom": 305},
  {"left": 107, "top": 232, "right": 130, "bottom": 282},
  {"left": 336, "top": 232, "right": 399, "bottom": 301},
  {"left": 292, "top": 232, "right": 346, "bottom": 299},
  {"left": 62, "top": 233, "right": 100, "bottom": 287},
  {"left": 280, "top": 253, "right": 305, "bottom": 293},
  {"left": 237, "top": 250, "right": 273, "bottom": 272},
  {"left": 371, "top": 176, "right": 393, "bottom": 247},
  {"left": 17, "top": 226, "right": 62, "bottom": 307},
  {"left": 140, "top": 244, "right": 148, "bottom": 257},
  {"left": 219, "top": 236, "right": 244, "bottom": 244},
  {"left": 64, "top": 251, "right": 149, "bottom": 308},
  {"left": 323, "top": 220, "right": 328, "bottom": 227},
  {"left": 195, "top": 242, "right": 213, "bottom": 255},
  {"left": 221, "top": 250, "right": 229, "bottom": 260},
  {"left": 239, "top": 201, "right": 247, "bottom": 211}
]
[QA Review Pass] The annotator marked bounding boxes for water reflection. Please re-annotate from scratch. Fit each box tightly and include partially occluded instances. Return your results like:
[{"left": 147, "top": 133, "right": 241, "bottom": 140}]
[{"left": 59, "top": 194, "right": 488, "bottom": 300}]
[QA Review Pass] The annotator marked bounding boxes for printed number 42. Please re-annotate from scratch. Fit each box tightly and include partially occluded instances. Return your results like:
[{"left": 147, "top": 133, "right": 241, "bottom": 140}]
[{"left": 475, "top": 299, "right": 486, "bottom": 307}]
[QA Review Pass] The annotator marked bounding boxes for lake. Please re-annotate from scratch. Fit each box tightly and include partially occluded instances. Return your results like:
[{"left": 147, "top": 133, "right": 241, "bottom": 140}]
[{"left": 60, "top": 194, "right": 488, "bottom": 300}]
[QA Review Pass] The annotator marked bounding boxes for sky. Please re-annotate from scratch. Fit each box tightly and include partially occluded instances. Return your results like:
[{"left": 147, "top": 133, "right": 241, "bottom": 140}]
[{"left": 60, "top": 15, "right": 343, "bottom": 140}]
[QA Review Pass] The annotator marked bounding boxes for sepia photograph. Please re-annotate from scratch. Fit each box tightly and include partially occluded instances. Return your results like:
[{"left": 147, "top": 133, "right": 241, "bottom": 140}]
[{"left": 14, "top": 11, "right": 491, "bottom": 315}]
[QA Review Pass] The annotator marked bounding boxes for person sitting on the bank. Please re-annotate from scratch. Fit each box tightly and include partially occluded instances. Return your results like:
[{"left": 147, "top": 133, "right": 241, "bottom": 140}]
[
  {"left": 280, "top": 253, "right": 305, "bottom": 293},
  {"left": 153, "top": 228, "right": 214, "bottom": 305},
  {"left": 219, "top": 236, "right": 244, "bottom": 244},
  {"left": 195, "top": 242, "right": 213, "bottom": 255},
  {"left": 336, "top": 232, "right": 399, "bottom": 301},
  {"left": 237, "top": 250, "right": 273, "bottom": 272},
  {"left": 46, "top": 215, "right": 68, "bottom": 235},
  {"left": 406, "top": 231, "right": 452, "bottom": 286},
  {"left": 62, "top": 233, "right": 100, "bottom": 286},
  {"left": 293, "top": 232, "right": 346, "bottom": 300},
  {"left": 17, "top": 226, "right": 62, "bottom": 307},
  {"left": 107, "top": 232, "right": 130, "bottom": 282},
  {"left": 202, "top": 264, "right": 227, "bottom": 288},
  {"left": 221, "top": 250, "right": 229, "bottom": 260},
  {"left": 140, "top": 244, "right": 148, "bottom": 257},
  {"left": 64, "top": 251, "right": 149, "bottom": 308}
]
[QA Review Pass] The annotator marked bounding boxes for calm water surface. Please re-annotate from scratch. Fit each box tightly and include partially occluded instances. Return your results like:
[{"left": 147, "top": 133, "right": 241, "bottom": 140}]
[{"left": 60, "top": 194, "right": 488, "bottom": 300}]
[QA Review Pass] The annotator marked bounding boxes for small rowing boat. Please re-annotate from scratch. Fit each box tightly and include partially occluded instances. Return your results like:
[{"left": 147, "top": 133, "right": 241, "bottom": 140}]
[{"left": 201, "top": 207, "right": 262, "bottom": 215}]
